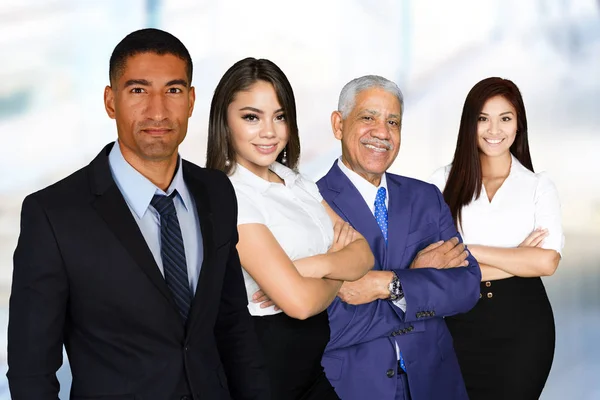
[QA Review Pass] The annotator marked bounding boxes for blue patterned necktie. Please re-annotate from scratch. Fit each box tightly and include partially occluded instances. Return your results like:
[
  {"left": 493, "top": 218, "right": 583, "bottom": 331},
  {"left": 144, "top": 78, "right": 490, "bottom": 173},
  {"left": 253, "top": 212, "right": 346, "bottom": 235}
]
[
  {"left": 374, "top": 187, "right": 388, "bottom": 244},
  {"left": 374, "top": 187, "right": 407, "bottom": 372},
  {"left": 151, "top": 192, "right": 192, "bottom": 323}
]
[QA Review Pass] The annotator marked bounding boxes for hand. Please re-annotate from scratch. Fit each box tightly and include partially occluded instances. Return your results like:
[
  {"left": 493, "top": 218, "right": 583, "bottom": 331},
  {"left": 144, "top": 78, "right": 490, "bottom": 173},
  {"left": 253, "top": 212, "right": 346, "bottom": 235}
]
[
  {"left": 252, "top": 289, "right": 280, "bottom": 311},
  {"left": 519, "top": 228, "right": 548, "bottom": 248},
  {"left": 328, "top": 220, "right": 357, "bottom": 253},
  {"left": 337, "top": 271, "right": 392, "bottom": 305},
  {"left": 409, "top": 237, "right": 469, "bottom": 269}
]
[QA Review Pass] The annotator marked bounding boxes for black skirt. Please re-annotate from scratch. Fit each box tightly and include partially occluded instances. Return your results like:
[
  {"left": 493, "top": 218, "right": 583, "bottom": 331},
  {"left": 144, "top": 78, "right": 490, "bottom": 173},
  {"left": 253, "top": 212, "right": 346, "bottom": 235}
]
[
  {"left": 252, "top": 310, "right": 340, "bottom": 400},
  {"left": 445, "top": 276, "right": 555, "bottom": 400}
]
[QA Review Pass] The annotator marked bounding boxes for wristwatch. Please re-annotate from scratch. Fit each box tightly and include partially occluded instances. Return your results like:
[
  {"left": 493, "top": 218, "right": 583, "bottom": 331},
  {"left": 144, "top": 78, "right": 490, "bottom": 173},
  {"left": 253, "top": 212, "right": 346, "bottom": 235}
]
[{"left": 388, "top": 271, "right": 404, "bottom": 301}]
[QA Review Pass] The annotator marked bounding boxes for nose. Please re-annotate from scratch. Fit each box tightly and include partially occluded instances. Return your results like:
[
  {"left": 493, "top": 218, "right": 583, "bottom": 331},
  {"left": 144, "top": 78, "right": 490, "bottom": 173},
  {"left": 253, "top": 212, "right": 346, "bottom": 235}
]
[
  {"left": 146, "top": 93, "right": 168, "bottom": 121},
  {"left": 370, "top": 119, "right": 392, "bottom": 139},
  {"left": 488, "top": 119, "right": 501, "bottom": 135},
  {"left": 259, "top": 118, "right": 277, "bottom": 139}
]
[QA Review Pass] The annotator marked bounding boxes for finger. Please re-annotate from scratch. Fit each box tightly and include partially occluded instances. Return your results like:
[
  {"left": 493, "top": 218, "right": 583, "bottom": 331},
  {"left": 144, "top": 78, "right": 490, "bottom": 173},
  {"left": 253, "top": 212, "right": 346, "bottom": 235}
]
[
  {"left": 252, "top": 290, "right": 264, "bottom": 301},
  {"left": 344, "top": 227, "right": 356, "bottom": 246},
  {"left": 444, "top": 242, "right": 465, "bottom": 260},
  {"left": 531, "top": 232, "right": 549, "bottom": 247},
  {"left": 438, "top": 237, "right": 460, "bottom": 254},
  {"left": 444, "top": 250, "right": 469, "bottom": 269},
  {"left": 260, "top": 300, "right": 275, "bottom": 308},
  {"left": 332, "top": 221, "right": 344, "bottom": 242},
  {"left": 418, "top": 240, "right": 445, "bottom": 255},
  {"left": 338, "top": 222, "right": 351, "bottom": 245}
]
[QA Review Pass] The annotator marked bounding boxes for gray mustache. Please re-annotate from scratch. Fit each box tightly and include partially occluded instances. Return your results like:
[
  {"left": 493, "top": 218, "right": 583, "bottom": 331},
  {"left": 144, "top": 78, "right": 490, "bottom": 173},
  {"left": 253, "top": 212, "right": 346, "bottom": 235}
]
[{"left": 360, "top": 138, "right": 393, "bottom": 150}]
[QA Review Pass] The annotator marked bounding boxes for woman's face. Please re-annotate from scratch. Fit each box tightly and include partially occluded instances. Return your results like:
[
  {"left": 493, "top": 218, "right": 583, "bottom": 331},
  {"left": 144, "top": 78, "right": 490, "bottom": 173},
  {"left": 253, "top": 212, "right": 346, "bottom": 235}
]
[
  {"left": 227, "top": 80, "right": 288, "bottom": 176},
  {"left": 477, "top": 95, "right": 518, "bottom": 158}
]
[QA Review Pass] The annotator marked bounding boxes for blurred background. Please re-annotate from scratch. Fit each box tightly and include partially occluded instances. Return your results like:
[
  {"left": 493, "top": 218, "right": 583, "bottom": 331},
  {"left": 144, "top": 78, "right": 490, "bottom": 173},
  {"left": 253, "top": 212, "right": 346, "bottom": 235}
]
[{"left": 1, "top": 0, "right": 599, "bottom": 398}]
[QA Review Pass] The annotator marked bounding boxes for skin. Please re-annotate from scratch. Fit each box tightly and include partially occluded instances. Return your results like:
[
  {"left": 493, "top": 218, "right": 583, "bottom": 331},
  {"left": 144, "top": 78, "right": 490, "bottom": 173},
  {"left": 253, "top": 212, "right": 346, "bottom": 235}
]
[
  {"left": 227, "top": 80, "right": 374, "bottom": 316},
  {"left": 468, "top": 95, "right": 560, "bottom": 280},
  {"left": 104, "top": 52, "right": 195, "bottom": 190}
]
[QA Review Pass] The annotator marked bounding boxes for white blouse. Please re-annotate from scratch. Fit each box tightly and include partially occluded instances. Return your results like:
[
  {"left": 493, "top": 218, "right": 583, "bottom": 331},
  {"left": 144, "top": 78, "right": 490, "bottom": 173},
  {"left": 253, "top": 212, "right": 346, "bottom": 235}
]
[
  {"left": 429, "top": 155, "right": 564, "bottom": 255},
  {"left": 229, "top": 162, "right": 334, "bottom": 316}
]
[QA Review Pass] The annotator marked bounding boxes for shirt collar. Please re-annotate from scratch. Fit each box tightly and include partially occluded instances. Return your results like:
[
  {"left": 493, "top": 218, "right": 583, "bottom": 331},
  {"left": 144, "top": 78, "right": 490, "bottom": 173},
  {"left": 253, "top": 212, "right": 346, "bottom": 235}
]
[
  {"left": 230, "top": 162, "right": 299, "bottom": 193},
  {"left": 336, "top": 157, "right": 388, "bottom": 212},
  {"left": 108, "top": 141, "right": 192, "bottom": 219}
]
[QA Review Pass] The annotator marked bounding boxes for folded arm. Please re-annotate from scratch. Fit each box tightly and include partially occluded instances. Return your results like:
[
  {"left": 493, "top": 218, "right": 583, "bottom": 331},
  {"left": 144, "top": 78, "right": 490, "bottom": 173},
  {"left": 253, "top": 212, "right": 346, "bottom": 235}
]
[
  {"left": 468, "top": 245, "right": 560, "bottom": 277},
  {"left": 395, "top": 187, "right": 481, "bottom": 322},
  {"left": 8, "top": 195, "right": 67, "bottom": 399},
  {"left": 237, "top": 223, "right": 342, "bottom": 320},
  {"left": 293, "top": 201, "right": 374, "bottom": 282}
]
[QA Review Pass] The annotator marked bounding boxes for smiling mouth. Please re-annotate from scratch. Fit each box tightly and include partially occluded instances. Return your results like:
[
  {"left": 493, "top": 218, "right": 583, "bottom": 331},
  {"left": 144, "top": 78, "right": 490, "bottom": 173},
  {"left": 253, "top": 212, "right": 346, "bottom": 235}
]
[
  {"left": 254, "top": 144, "right": 278, "bottom": 154},
  {"left": 484, "top": 138, "right": 504, "bottom": 145},
  {"left": 363, "top": 143, "right": 389, "bottom": 153}
]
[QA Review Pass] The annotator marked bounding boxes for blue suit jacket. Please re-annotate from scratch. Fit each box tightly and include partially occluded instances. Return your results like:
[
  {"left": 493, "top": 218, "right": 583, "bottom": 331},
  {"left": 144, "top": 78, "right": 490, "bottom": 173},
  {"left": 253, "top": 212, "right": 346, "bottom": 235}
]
[{"left": 318, "top": 161, "right": 481, "bottom": 400}]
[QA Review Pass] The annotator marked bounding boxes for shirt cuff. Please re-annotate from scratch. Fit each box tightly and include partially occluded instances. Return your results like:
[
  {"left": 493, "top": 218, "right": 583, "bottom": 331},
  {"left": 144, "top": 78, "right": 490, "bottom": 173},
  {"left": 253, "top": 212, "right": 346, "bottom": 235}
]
[{"left": 392, "top": 297, "right": 407, "bottom": 312}]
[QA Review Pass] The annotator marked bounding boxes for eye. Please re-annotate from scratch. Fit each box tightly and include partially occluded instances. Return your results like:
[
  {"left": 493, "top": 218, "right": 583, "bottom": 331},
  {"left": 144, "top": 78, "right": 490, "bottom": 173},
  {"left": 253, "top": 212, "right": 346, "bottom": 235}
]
[
  {"left": 477, "top": 116, "right": 488, "bottom": 122},
  {"left": 362, "top": 116, "right": 374, "bottom": 121},
  {"left": 167, "top": 87, "right": 183, "bottom": 94},
  {"left": 501, "top": 116, "right": 512, "bottom": 122},
  {"left": 275, "top": 114, "right": 286, "bottom": 121},
  {"left": 388, "top": 120, "right": 400, "bottom": 126},
  {"left": 242, "top": 113, "right": 259, "bottom": 122},
  {"left": 131, "top": 87, "right": 145, "bottom": 94}
]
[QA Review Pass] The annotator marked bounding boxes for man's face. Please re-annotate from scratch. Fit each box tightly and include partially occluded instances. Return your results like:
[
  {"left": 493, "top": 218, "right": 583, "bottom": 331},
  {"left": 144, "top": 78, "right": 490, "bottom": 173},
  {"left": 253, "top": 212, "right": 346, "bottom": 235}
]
[
  {"left": 332, "top": 87, "right": 402, "bottom": 185},
  {"left": 104, "top": 52, "right": 195, "bottom": 163}
]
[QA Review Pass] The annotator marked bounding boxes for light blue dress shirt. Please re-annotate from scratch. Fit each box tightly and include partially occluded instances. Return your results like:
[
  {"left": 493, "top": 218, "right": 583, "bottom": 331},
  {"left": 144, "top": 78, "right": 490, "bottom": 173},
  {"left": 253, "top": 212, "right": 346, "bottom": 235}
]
[{"left": 108, "top": 141, "right": 203, "bottom": 294}]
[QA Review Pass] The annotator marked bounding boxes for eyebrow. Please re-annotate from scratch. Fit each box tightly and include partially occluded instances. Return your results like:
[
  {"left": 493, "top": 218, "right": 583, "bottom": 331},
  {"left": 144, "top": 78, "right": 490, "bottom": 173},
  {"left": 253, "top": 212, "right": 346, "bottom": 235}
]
[
  {"left": 123, "top": 78, "right": 189, "bottom": 88},
  {"left": 238, "top": 106, "right": 284, "bottom": 114},
  {"left": 360, "top": 110, "right": 400, "bottom": 119},
  {"left": 480, "top": 111, "right": 514, "bottom": 116}
]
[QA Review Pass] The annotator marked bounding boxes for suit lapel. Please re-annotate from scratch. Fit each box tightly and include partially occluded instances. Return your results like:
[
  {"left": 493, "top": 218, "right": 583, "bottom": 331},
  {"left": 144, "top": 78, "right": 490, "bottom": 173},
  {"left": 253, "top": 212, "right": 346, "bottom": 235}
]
[
  {"left": 89, "top": 144, "right": 176, "bottom": 309},
  {"left": 325, "top": 163, "right": 387, "bottom": 269},
  {"left": 182, "top": 164, "right": 215, "bottom": 332},
  {"left": 386, "top": 175, "right": 411, "bottom": 269}
]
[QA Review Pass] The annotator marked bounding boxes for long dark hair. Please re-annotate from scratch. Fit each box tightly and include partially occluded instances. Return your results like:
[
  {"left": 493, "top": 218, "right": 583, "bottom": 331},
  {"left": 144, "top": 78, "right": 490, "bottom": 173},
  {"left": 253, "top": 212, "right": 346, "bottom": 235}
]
[
  {"left": 206, "top": 57, "right": 300, "bottom": 175},
  {"left": 444, "top": 77, "right": 534, "bottom": 229}
]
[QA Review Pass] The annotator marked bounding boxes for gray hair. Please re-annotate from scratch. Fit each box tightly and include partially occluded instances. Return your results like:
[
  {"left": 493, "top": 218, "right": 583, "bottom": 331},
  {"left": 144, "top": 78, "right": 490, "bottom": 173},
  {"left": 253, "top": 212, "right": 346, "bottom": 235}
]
[{"left": 338, "top": 75, "right": 404, "bottom": 119}]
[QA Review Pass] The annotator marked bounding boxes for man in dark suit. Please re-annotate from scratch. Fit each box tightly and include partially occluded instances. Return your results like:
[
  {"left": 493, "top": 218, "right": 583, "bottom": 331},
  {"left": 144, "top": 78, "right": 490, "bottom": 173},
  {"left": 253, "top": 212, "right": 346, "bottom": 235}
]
[
  {"left": 318, "top": 75, "right": 481, "bottom": 399},
  {"left": 7, "top": 28, "right": 269, "bottom": 400}
]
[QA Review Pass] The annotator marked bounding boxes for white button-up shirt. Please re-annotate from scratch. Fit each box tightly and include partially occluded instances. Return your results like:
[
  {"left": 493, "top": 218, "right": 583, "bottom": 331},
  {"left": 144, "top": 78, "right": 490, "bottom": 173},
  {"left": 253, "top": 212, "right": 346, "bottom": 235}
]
[
  {"left": 429, "top": 155, "right": 564, "bottom": 255},
  {"left": 229, "top": 162, "right": 334, "bottom": 316}
]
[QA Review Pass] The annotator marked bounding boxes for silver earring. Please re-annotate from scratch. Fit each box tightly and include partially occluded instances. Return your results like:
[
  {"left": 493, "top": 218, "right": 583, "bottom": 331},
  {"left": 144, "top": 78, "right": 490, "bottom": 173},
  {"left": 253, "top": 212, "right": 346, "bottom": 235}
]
[
  {"left": 281, "top": 149, "right": 287, "bottom": 165},
  {"left": 225, "top": 158, "right": 231, "bottom": 167}
]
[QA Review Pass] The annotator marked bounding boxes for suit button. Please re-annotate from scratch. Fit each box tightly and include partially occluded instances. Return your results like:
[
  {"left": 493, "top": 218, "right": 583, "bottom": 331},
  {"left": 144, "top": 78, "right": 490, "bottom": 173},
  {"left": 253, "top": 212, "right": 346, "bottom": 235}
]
[
  {"left": 184, "top": 346, "right": 189, "bottom": 352},
  {"left": 487, "top": 292, "right": 493, "bottom": 299},
  {"left": 386, "top": 369, "right": 395, "bottom": 378},
  {"left": 485, "top": 281, "right": 492, "bottom": 287}
]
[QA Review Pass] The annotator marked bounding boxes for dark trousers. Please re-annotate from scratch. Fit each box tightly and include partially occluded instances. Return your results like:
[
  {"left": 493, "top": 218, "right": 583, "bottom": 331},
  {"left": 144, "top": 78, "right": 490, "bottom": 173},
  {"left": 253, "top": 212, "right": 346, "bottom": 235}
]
[{"left": 253, "top": 311, "right": 339, "bottom": 400}]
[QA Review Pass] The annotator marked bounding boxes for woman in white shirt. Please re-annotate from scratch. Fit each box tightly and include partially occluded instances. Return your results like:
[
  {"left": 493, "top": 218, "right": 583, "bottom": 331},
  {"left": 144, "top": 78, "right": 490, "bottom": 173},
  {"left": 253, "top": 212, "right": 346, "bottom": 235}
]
[
  {"left": 430, "top": 77, "right": 563, "bottom": 400},
  {"left": 205, "top": 58, "right": 374, "bottom": 400}
]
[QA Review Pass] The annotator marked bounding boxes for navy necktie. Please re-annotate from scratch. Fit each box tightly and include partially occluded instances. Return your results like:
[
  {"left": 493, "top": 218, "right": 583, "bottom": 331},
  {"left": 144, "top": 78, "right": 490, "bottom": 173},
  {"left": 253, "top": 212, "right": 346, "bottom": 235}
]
[
  {"left": 374, "top": 187, "right": 388, "bottom": 244},
  {"left": 151, "top": 192, "right": 192, "bottom": 323}
]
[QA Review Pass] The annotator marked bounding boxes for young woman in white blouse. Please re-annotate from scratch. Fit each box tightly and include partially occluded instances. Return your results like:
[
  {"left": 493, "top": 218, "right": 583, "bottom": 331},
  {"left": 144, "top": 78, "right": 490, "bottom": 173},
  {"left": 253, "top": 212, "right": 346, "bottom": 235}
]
[
  {"left": 205, "top": 58, "right": 374, "bottom": 400},
  {"left": 429, "top": 77, "right": 564, "bottom": 400}
]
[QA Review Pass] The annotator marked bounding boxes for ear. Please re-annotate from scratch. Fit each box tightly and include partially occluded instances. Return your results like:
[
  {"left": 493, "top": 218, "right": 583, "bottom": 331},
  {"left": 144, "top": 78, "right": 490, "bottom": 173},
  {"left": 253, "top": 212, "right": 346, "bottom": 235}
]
[
  {"left": 188, "top": 86, "right": 196, "bottom": 117},
  {"left": 104, "top": 85, "right": 116, "bottom": 119},
  {"left": 331, "top": 110, "right": 344, "bottom": 140}
]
